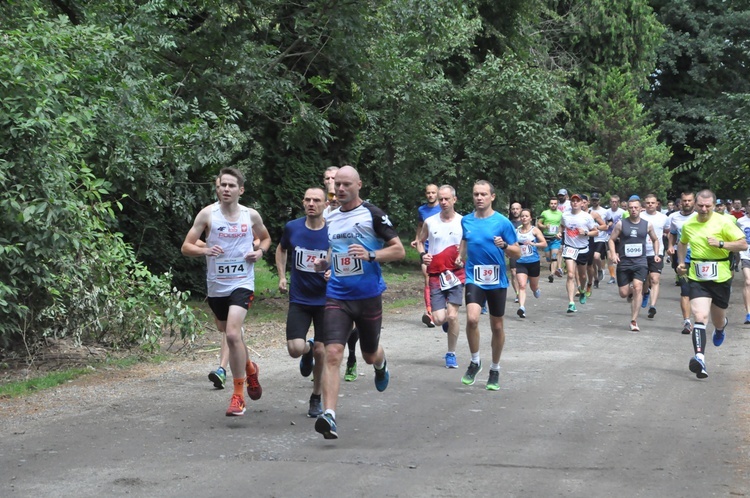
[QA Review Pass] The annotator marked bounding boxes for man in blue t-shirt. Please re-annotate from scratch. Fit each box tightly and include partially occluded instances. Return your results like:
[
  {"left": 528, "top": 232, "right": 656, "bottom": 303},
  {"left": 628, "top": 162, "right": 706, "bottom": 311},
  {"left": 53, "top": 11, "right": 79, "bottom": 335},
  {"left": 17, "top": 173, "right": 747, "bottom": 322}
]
[
  {"left": 411, "top": 184, "right": 441, "bottom": 327},
  {"left": 312, "top": 166, "right": 405, "bottom": 440},
  {"left": 459, "top": 180, "right": 521, "bottom": 391},
  {"left": 276, "top": 186, "right": 329, "bottom": 418}
]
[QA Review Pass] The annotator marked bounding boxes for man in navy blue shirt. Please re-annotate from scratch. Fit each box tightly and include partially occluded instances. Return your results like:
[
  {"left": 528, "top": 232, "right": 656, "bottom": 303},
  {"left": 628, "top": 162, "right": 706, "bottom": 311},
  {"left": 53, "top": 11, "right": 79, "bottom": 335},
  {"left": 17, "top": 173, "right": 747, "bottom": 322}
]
[{"left": 276, "top": 186, "right": 330, "bottom": 418}]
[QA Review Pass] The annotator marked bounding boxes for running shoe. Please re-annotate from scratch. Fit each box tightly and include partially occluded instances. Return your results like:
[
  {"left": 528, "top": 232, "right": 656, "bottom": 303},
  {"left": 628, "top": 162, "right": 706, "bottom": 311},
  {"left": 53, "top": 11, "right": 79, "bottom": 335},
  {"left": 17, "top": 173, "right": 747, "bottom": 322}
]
[
  {"left": 486, "top": 369, "right": 500, "bottom": 391},
  {"left": 517, "top": 307, "right": 526, "bottom": 318},
  {"left": 461, "top": 361, "right": 482, "bottom": 385},
  {"left": 555, "top": 268, "right": 564, "bottom": 278},
  {"left": 374, "top": 364, "right": 390, "bottom": 392},
  {"left": 444, "top": 352, "right": 458, "bottom": 369},
  {"left": 608, "top": 277, "right": 616, "bottom": 284},
  {"left": 597, "top": 269, "right": 605, "bottom": 281},
  {"left": 712, "top": 317, "right": 728, "bottom": 347},
  {"left": 442, "top": 321, "right": 449, "bottom": 333},
  {"left": 514, "top": 295, "right": 519, "bottom": 304},
  {"left": 226, "top": 394, "right": 246, "bottom": 416},
  {"left": 630, "top": 320, "right": 640, "bottom": 332},
  {"left": 422, "top": 313, "right": 436, "bottom": 328},
  {"left": 585, "top": 285, "right": 592, "bottom": 297},
  {"left": 641, "top": 293, "right": 649, "bottom": 309},
  {"left": 344, "top": 360, "right": 358, "bottom": 382},
  {"left": 579, "top": 292, "right": 587, "bottom": 305},
  {"left": 593, "top": 279, "right": 599, "bottom": 289},
  {"left": 745, "top": 313, "right": 750, "bottom": 325},
  {"left": 315, "top": 413, "right": 338, "bottom": 439},
  {"left": 308, "top": 396, "right": 323, "bottom": 418},
  {"left": 626, "top": 293, "right": 633, "bottom": 303},
  {"left": 576, "top": 286, "right": 584, "bottom": 297},
  {"left": 548, "top": 274, "right": 554, "bottom": 283},
  {"left": 481, "top": 305, "right": 488, "bottom": 315},
  {"left": 567, "top": 303, "right": 577, "bottom": 313},
  {"left": 688, "top": 356, "right": 708, "bottom": 379},
  {"left": 681, "top": 322, "right": 692, "bottom": 335},
  {"left": 648, "top": 306, "right": 657, "bottom": 319},
  {"left": 299, "top": 339, "right": 315, "bottom": 377},
  {"left": 208, "top": 367, "right": 226, "bottom": 389},
  {"left": 533, "top": 289, "right": 541, "bottom": 299},
  {"left": 246, "top": 361, "right": 262, "bottom": 400}
]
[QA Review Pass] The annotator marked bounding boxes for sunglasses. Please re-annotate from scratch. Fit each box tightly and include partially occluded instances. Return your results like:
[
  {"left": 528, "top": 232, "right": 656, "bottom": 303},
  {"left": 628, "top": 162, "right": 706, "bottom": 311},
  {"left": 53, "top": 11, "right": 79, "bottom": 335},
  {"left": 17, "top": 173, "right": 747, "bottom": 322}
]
[{"left": 327, "top": 192, "right": 336, "bottom": 200}]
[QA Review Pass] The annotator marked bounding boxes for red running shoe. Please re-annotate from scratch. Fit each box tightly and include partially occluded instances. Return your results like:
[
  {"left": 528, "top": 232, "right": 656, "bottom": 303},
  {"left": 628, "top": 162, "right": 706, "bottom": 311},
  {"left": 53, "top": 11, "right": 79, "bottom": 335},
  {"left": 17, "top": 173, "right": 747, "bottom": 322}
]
[
  {"left": 226, "top": 394, "right": 246, "bottom": 416},
  {"left": 246, "top": 362, "right": 262, "bottom": 400}
]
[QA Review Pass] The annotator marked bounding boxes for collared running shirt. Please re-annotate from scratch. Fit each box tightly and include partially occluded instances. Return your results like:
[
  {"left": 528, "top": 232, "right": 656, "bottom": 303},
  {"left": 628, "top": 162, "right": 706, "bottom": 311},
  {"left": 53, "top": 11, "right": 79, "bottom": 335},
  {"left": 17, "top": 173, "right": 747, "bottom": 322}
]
[
  {"left": 326, "top": 202, "right": 399, "bottom": 300},
  {"left": 680, "top": 213, "right": 744, "bottom": 282}
]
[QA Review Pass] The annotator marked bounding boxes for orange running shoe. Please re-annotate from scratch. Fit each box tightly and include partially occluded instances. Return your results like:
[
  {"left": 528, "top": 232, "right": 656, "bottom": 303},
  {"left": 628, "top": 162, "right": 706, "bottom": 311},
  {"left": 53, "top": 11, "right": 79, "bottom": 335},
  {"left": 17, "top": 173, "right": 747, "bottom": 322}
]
[
  {"left": 246, "top": 361, "right": 262, "bottom": 400},
  {"left": 226, "top": 394, "right": 246, "bottom": 416}
]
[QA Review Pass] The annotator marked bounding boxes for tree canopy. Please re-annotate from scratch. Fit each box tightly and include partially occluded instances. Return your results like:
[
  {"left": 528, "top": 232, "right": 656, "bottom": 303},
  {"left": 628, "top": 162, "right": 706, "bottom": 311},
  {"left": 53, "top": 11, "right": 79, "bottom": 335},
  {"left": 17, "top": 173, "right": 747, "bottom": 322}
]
[{"left": 2, "top": 0, "right": 746, "bottom": 350}]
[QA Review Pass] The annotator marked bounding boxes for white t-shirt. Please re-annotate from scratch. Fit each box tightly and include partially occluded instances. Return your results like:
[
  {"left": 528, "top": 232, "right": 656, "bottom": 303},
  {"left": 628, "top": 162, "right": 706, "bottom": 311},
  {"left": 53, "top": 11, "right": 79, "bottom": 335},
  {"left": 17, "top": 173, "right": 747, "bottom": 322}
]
[
  {"left": 640, "top": 211, "right": 669, "bottom": 256},
  {"left": 562, "top": 211, "right": 598, "bottom": 251},
  {"left": 737, "top": 215, "right": 750, "bottom": 261},
  {"left": 589, "top": 206, "right": 608, "bottom": 242}
]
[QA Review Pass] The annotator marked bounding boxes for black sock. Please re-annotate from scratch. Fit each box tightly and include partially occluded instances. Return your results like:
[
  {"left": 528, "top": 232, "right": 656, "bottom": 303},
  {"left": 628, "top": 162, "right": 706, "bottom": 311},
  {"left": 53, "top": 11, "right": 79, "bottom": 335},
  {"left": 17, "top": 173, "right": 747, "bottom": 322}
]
[
  {"left": 310, "top": 393, "right": 321, "bottom": 401},
  {"left": 693, "top": 322, "right": 706, "bottom": 354}
]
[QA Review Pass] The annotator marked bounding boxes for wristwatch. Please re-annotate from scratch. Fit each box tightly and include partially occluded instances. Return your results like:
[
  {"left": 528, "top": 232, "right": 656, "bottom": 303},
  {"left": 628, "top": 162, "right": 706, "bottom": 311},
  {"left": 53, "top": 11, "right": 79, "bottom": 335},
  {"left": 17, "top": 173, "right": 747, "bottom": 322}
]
[
  {"left": 719, "top": 241, "right": 724, "bottom": 248},
  {"left": 368, "top": 251, "right": 376, "bottom": 262}
]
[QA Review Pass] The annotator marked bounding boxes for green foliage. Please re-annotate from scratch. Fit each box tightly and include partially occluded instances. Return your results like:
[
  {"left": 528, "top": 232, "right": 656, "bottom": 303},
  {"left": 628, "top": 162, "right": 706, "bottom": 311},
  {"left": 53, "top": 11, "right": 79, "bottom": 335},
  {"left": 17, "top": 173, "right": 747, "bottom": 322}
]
[
  {"left": 585, "top": 69, "right": 672, "bottom": 199},
  {"left": 647, "top": 0, "right": 750, "bottom": 194},
  {"left": 0, "top": 12, "right": 207, "bottom": 350},
  {"left": 686, "top": 94, "right": 750, "bottom": 196}
]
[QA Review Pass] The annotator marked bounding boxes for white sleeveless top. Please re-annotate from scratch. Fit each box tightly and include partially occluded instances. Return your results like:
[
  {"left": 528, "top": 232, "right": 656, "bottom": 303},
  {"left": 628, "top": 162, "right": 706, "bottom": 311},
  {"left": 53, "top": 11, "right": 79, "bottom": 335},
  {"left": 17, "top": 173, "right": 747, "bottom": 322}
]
[{"left": 205, "top": 205, "right": 255, "bottom": 297}]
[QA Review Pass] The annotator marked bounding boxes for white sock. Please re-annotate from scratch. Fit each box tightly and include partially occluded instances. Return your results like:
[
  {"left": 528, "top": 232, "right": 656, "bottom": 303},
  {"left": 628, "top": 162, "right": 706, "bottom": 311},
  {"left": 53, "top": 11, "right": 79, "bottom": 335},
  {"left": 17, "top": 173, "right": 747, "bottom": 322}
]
[
  {"left": 490, "top": 363, "right": 501, "bottom": 371},
  {"left": 324, "top": 409, "right": 336, "bottom": 419},
  {"left": 471, "top": 353, "right": 480, "bottom": 364}
]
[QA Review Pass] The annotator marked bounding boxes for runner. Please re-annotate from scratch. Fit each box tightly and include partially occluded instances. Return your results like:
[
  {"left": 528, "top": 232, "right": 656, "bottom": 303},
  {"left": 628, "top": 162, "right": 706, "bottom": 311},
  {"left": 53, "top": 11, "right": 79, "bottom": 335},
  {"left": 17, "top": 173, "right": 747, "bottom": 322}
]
[
  {"left": 676, "top": 190, "right": 747, "bottom": 379},
  {"left": 459, "top": 180, "right": 520, "bottom": 391},
  {"left": 181, "top": 167, "right": 271, "bottom": 416},
  {"left": 558, "top": 194, "right": 599, "bottom": 313},
  {"left": 537, "top": 197, "right": 563, "bottom": 282},
  {"left": 508, "top": 202, "right": 523, "bottom": 303},
  {"left": 607, "top": 197, "right": 661, "bottom": 331},
  {"left": 604, "top": 195, "right": 626, "bottom": 284},
  {"left": 411, "top": 184, "right": 441, "bottom": 327},
  {"left": 587, "top": 193, "right": 609, "bottom": 289},
  {"left": 737, "top": 201, "right": 750, "bottom": 324},
  {"left": 515, "top": 209, "right": 547, "bottom": 318},
  {"left": 417, "top": 185, "right": 464, "bottom": 368},
  {"left": 581, "top": 194, "right": 606, "bottom": 300},
  {"left": 667, "top": 192, "right": 697, "bottom": 334},
  {"left": 275, "top": 187, "right": 329, "bottom": 417},
  {"left": 639, "top": 194, "right": 670, "bottom": 318},
  {"left": 313, "top": 166, "right": 405, "bottom": 439},
  {"left": 323, "top": 173, "right": 360, "bottom": 384},
  {"left": 554, "top": 189, "right": 571, "bottom": 277}
]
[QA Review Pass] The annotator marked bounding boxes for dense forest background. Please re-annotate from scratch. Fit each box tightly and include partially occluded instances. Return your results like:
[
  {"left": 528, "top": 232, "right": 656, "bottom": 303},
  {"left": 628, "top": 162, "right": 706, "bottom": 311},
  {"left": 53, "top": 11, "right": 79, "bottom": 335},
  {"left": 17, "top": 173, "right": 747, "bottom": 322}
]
[{"left": 2, "top": 0, "right": 749, "bottom": 349}]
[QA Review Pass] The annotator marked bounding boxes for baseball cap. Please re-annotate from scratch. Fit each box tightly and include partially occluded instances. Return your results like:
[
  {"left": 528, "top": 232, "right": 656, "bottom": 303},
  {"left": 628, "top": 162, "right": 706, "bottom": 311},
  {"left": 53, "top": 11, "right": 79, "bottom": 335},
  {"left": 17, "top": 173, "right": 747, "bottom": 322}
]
[
  {"left": 591, "top": 192, "right": 601, "bottom": 200},
  {"left": 570, "top": 193, "right": 582, "bottom": 201},
  {"left": 557, "top": 189, "right": 568, "bottom": 196},
  {"left": 628, "top": 195, "right": 640, "bottom": 201},
  {"left": 580, "top": 194, "right": 589, "bottom": 201},
  {"left": 716, "top": 199, "right": 725, "bottom": 205}
]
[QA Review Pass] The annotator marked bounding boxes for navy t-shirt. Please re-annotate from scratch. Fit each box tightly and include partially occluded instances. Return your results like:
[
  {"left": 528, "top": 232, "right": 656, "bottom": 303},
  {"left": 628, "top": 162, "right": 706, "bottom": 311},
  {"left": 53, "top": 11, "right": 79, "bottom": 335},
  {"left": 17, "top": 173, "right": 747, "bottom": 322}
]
[{"left": 279, "top": 217, "right": 329, "bottom": 306}]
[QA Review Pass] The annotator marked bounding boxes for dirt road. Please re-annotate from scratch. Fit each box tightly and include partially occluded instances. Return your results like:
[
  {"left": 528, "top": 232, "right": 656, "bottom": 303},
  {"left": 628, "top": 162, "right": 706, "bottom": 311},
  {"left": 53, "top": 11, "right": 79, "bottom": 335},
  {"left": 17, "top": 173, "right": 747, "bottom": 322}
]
[{"left": 2, "top": 269, "right": 749, "bottom": 497}]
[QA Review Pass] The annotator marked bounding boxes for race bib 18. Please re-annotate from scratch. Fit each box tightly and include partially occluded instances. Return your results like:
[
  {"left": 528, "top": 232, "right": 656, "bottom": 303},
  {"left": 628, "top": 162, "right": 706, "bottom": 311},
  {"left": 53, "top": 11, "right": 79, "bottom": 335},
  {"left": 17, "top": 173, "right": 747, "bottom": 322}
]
[{"left": 332, "top": 252, "right": 365, "bottom": 277}]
